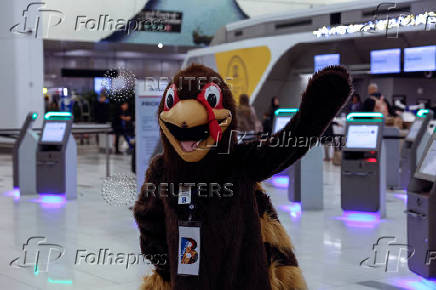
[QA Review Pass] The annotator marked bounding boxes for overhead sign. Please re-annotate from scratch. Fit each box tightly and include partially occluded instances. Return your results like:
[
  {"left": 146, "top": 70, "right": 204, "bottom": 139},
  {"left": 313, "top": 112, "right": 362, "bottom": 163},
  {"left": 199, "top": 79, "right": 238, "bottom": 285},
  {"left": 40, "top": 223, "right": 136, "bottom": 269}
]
[
  {"left": 314, "top": 54, "right": 340, "bottom": 72},
  {"left": 135, "top": 9, "right": 183, "bottom": 33},
  {"left": 404, "top": 45, "right": 436, "bottom": 72},
  {"left": 313, "top": 11, "right": 436, "bottom": 38},
  {"left": 370, "top": 48, "right": 401, "bottom": 74}
]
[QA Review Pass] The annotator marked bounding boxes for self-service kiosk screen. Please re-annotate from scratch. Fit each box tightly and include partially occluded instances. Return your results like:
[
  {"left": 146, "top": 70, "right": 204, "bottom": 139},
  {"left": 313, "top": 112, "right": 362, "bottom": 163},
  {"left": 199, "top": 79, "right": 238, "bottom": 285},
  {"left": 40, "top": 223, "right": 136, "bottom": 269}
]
[
  {"left": 346, "top": 125, "right": 379, "bottom": 149},
  {"left": 41, "top": 122, "right": 67, "bottom": 143},
  {"left": 418, "top": 139, "right": 436, "bottom": 179},
  {"left": 273, "top": 116, "right": 291, "bottom": 134},
  {"left": 406, "top": 120, "right": 423, "bottom": 141}
]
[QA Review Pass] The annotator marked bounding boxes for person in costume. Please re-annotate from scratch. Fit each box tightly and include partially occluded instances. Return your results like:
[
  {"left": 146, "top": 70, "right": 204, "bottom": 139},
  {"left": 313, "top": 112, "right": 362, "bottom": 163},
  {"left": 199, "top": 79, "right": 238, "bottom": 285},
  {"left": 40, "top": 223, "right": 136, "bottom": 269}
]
[{"left": 134, "top": 64, "right": 352, "bottom": 290}]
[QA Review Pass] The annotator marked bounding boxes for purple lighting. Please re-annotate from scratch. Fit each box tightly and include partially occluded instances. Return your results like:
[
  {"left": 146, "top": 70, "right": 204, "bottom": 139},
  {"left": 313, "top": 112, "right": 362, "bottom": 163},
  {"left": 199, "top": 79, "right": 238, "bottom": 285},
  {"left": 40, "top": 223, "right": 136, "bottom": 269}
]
[
  {"left": 394, "top": 193, "right": 408, "bottom": 204},
  {"left": 31, "top": 194, "right": 66, "bottom": 209},
  {"left": 271, "top": 175, "right": 289, "bottom": 188},
  {"left": 336, "top": 211, "right": 381, "bottom": 228},
  {"left": 3, "top": 188, "right": 20, "bottom": 200},
  {"left": 278, "top": 203, "right": 302, "bottom": 219},
  {"left": 392, "top": 277, "right": 436, "bottom": 289}
]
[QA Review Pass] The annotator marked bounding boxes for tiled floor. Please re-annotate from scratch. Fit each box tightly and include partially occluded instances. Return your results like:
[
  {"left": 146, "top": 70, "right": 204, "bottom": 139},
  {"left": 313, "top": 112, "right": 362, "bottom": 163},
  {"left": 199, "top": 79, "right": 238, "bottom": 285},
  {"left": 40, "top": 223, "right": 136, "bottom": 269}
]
[{"left": 0, "top": 148, "right": 435, "bottom": 289}]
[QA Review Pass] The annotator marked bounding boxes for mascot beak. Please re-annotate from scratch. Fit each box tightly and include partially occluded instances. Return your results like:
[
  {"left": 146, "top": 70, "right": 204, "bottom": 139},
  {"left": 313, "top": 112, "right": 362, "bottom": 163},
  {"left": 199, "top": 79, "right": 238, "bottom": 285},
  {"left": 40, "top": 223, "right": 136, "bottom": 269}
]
[{"left": 159, "top": 100, "right": 232, "bottom": 162}]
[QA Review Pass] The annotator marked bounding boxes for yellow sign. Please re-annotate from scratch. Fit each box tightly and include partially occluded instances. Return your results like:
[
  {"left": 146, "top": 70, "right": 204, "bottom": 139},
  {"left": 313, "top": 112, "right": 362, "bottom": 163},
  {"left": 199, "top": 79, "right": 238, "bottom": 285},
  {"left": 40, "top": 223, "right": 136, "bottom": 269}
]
[{"left": 215, "top": 46, "right": 271, "bottom": 103}]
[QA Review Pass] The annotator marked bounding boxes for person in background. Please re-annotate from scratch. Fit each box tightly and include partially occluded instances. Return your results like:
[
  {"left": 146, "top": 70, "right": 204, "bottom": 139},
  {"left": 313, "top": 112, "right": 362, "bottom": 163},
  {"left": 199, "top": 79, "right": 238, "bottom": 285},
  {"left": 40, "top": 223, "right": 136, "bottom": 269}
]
[
  {"left": 367, "top": 83, "right": 378, "bottom": 96},
  {"left": 112, "top": 102, "right": 134, "bottom": 154},
  {"left": 348, "top": 93, "right": 362, "bottom": 112},
  {"left": 236, "top": 94, "right": 261, "bottom": 133},
  {"left": 94, "top": 91, "right": 110, "bottom": 123},
  {"left": 44, "top": 95, "right": 50, "bottom": 113},
  {"left": 262, "top": 96, "right": 280, "bottom": 135}
]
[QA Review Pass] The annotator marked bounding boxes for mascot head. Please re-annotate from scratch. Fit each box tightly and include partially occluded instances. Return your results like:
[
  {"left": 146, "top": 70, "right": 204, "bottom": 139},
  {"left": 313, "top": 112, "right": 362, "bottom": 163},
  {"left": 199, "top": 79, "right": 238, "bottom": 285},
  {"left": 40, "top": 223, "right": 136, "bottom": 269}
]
[{"left": 158, "top": 64, "right": 236, "bottom": 163}]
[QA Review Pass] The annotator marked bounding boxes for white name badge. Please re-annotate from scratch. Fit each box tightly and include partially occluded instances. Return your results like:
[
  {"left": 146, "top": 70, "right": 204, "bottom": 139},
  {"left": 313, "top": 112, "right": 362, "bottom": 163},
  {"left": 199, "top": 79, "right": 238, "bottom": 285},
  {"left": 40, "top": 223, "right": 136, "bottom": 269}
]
[
  {"left": 178, "top": 185, "right": 192, "bottom": 205},
  {"left": 177, "top": 221, "right": 200, "bottom": 276}
]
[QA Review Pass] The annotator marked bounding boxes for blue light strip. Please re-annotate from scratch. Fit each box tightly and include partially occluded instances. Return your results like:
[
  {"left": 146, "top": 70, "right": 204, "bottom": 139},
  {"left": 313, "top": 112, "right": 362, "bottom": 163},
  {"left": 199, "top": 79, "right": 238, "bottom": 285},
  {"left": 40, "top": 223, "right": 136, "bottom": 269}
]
[
  {"left": 416, "top": 109, "right": 429, "bottom": 118},
  {"left": 44, "top": 111, "right": 72, "bottom": 120},
  {"left": 275, "top": 108, "right": 299, "bottom": 116},
  {"left": 48, "top": 278, "right": 73, "bottom": 284},
  {"left": 347, "top": 112, "right": 384, "bottom": 122}
]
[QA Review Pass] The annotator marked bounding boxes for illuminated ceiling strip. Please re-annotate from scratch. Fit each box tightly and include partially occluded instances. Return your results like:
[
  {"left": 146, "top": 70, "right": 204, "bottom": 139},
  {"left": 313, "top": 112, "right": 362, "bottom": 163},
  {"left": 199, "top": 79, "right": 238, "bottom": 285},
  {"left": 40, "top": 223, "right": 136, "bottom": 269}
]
[{"left": 313, "top": 11, "right": 436, "bottom": 38}]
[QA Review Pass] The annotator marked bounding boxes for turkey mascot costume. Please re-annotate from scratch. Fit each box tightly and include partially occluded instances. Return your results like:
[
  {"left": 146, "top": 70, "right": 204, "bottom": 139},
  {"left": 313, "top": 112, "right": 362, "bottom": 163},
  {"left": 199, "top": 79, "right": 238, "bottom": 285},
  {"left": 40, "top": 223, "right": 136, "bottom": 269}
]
[{"left": 134, "top": 64, "right": 351, "bottom": 290}]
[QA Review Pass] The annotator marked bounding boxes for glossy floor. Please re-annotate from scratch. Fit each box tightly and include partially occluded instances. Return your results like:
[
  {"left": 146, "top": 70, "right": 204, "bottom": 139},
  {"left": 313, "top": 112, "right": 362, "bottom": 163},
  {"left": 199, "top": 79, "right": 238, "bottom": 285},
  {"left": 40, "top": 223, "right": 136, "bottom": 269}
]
[{"left": 0, "top": 149, "right": 434, "bottom": 290}]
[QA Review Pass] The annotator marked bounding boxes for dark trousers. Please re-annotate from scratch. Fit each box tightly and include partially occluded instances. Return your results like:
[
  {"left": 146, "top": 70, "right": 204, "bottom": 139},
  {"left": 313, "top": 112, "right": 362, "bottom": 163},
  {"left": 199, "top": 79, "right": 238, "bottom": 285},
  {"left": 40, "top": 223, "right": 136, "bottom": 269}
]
[{"left": 115, "top": 131, "right": 133, "bottom": 153}]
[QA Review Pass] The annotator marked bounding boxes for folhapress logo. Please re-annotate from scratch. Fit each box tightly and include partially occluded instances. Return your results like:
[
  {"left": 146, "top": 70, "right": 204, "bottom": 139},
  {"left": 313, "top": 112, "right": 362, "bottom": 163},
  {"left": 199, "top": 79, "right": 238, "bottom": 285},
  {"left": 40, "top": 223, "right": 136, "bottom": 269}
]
[
  {"left": 10, "top": 237, "right": 64, "bottom": 272},
  {"left": 10, "top": 2, "right": 64, "bottom": 38},
  {"left": 360, "top": 236, "right": 415, "bottom": 272}
]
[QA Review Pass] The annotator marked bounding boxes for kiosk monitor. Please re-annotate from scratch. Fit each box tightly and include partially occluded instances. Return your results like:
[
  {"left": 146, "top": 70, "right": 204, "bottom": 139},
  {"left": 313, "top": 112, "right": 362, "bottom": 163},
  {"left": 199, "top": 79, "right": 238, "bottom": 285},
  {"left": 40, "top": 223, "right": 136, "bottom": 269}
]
[
  {"left": 370, "top": 48, "right": 401, "bottom": 74},
  {"left": 41, "top": 122, "right": 67, "bottom": 143},
  {"left": 404, "top": 46, "right": 436, "bottom": 72},
  {"left": 415, "top": 137, "right": 436, "bottom": 182},
  {"left": 273, "top": 116, "right": 291, "bottom": 133},
  {"left": 345, "top": 125, "right": 379, "bottom": 149},
  {"left": 314, "top": 54, "right": 340, "bottom": 72}
]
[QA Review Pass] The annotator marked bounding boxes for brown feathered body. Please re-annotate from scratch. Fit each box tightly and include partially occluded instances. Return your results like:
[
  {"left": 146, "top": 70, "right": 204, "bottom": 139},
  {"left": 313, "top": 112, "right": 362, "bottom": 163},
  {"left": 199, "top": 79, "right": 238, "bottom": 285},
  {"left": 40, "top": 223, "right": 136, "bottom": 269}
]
[{"left": 134, "top": 64, "right": 352, "bottom": 290}]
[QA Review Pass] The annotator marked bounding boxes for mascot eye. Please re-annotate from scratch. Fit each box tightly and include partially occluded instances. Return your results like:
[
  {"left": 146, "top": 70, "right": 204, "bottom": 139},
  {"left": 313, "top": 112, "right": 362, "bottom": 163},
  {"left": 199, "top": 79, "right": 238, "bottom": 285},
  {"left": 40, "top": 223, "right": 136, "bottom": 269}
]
[
  {"left": 204, "top": 83, "right": 222, "bottom": 108},
  {"left": 164, "top": 85, "right": 178, "bottom": 110}
]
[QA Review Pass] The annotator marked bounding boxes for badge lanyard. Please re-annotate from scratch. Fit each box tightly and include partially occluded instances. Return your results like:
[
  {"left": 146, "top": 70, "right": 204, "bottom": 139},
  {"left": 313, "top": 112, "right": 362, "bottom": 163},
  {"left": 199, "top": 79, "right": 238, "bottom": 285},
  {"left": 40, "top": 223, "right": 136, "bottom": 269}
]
[{"left": 177, "top": 184, "right": 200, "bottom": 276}]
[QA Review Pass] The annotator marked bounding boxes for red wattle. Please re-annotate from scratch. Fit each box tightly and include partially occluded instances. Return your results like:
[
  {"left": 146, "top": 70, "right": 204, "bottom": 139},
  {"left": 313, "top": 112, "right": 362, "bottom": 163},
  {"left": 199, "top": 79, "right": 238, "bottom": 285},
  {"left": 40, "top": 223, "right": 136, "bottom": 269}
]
[{"left": 196, "top": 95, "right": 222, "bottom": 142}]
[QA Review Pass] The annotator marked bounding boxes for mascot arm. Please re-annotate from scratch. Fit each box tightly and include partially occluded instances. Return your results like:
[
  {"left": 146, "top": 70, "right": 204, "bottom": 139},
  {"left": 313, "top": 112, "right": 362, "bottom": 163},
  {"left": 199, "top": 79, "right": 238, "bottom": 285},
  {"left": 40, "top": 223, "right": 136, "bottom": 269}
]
[
  {"left": 134, "top": 157, "right": 170, "bottom": 281},
  {"left": 233, "top": 65, "right": 351, "bottom": 182}
]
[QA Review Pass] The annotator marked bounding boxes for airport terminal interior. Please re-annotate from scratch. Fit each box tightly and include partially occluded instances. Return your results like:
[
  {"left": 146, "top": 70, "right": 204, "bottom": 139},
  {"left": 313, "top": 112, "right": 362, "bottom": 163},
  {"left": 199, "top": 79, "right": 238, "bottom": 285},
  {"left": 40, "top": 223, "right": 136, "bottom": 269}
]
[{"left": 2, "top": 0, "right": 436, "bottom": 289}]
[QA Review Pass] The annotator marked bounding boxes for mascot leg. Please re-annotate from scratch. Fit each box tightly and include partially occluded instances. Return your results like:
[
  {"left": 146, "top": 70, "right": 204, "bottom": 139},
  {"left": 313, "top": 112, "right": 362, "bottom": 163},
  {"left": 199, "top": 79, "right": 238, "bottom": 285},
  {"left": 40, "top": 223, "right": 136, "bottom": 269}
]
[
  {"left": 140, "top": 271, "right": 171, "bottom": 290},
  {"left": 256, "top": 185, "right": 308, "bottom": 290}
]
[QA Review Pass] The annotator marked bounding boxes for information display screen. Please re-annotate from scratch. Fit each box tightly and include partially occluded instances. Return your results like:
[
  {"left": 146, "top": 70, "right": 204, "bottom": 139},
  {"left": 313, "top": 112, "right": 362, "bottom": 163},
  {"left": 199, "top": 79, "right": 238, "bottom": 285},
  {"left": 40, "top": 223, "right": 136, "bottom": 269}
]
[
  {"left": 346, "top": 125, "right": 379, "bottom": 149},
  {"left": 314, "top": 54, "right": 340, "bottom": 72},
  {"left": 41, "top": 122, "right": 67, "bottom": 143},
  {"left": 370, "top": 48, "right": 401, "bottom": 74},
  {"left": 273, "top": 116, "right": 291, "bottom": 133},
  {"left": 417, "top": 139, "right": 436, "bottom": 180},
  {"left": 406, "top": 120, "right": 423, "bottom": 141},
  {"left": 404, "top": 46, "right": 436, "bottom": 72}
]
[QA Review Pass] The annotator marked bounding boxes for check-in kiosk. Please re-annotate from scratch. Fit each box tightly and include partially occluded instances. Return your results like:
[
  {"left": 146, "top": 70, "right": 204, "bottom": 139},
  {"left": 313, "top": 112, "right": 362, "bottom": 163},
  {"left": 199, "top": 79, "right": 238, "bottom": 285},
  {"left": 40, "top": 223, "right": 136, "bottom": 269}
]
[
  {"left": 273, "top": 109, "right": 323, "bottom": 210},
  {"left": 400, "top": 109, "right": 434, "bottom": 190},
  {"left": 12, "top": 112, "right": 39, "bottom": 195},
  {"left": 407, "top": 130, "right": 436, "bottom": 278},
  {"left": 341, "top": 112, "right": 386, "bottom": 217},
  {"left": 36, "top": 112, "right": 77, "bottom": 199}
]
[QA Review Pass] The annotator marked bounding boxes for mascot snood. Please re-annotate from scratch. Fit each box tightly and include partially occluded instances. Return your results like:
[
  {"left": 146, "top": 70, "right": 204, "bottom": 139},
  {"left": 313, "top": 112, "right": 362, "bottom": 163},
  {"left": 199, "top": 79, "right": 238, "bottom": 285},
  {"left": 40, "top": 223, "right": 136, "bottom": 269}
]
[{"left": 134, "top": 64, "right": 351, "bottom": 290}]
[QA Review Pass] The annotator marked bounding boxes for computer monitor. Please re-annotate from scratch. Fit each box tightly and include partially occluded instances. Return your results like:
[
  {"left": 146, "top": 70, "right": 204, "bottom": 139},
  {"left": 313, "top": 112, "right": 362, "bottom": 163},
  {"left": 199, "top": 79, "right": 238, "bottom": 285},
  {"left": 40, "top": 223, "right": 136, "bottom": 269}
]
[
  {"left": 415, "top": 136, "right": 436, "bottom": 182},
  {"left": 314, "top": 54, "right": 340, "bottom": 72},
  {"left": 406, "top": 119, "right": 424, "bottom": 141},
  {"left": 41, "top": 122, "right": 67, "bottom": 144},
  {"left": 273, "top": 116, "right": 291, "bottom": 134},
  {"left": 345, "top": 125, "right": 380, "bottom": 150},
  {"left": 404, "top": 45, "right": 436, "bottom": 72},
  {"left": 370, "top": 48, "right": 401, "bottom": 74}
]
